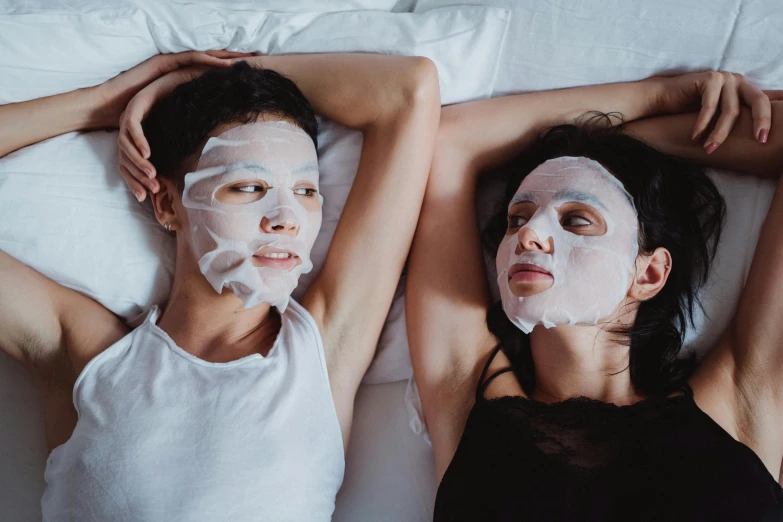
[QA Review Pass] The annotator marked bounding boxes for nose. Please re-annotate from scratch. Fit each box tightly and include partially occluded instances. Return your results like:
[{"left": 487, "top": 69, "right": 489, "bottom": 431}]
[
  {"left": 515, "top": 226, "right": 554, "bottom": 255},
  {"left": 260, "top": 207, "right": 299, "bottom": 237}
]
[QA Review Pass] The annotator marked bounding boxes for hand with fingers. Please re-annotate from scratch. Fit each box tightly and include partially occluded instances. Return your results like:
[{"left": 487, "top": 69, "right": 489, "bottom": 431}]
[
  {"left": 654, "top": 71, "right": 773, "bottom": 154},
  {"left": 111, "top": 51, "right": 253, "bottom": 202}
]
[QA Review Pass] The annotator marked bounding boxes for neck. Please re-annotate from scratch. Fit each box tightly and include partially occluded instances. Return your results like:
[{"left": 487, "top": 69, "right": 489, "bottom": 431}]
[
  {"left": 528, "top": 322, "right": 643, "bottom": 405},
  {"left": 156, "top": 248, "right": 281, "bottom": 362}
]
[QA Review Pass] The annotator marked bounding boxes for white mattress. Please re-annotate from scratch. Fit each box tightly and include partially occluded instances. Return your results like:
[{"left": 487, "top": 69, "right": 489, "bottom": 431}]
[{"left": 1, "top": 0, "right": 781, "bottom": 520}]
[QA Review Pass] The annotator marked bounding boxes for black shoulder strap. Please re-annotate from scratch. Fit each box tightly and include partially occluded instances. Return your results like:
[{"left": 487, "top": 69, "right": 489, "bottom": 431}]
[{"left": 476, "top": 344, "right": 514, "bottom": 401}]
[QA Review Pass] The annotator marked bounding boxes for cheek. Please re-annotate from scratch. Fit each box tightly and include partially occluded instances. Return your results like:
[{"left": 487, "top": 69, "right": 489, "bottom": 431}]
[
  {"left": 565, "top": 248, "right": 633, "bottom": 298},
  {"left": 303, "top": 211, "right": 322, "bottom": 249},
  {"left": 204, "top": 211, "right": 260, "bottom": 238},
  {"left": 297, "top": 194, "right": 321, "bottom": 213},
  {"left": 185, "top": 210, "right": 261, "bottom": 257},
  {"left": 208, "top": 250, "right": 246, "bottom": 273}
]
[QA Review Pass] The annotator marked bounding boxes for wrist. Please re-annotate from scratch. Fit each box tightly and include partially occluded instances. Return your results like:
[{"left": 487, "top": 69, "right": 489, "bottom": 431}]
[
  {"left": 637, "top": 76, "right": 670, "bottom": 118},
  {"left": 81, "top": 84, "right": 121, "bottom": 130}
]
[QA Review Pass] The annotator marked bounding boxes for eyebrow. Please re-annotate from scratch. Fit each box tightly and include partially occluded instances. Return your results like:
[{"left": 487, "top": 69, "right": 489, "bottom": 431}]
[
  {"left": 510, "top": 192, "right": 539, "bottom": 206},
  {"left": 225, "top": 162, "right": 318, "bottom": 175},
  {"left": 293, "top": 162, "right": 319, "bottom": 174},
  {"left": 509, "top": 189, "right": 607, "bottom": 210},
  {"left": 227, "top": 162, "right": 270, "bottom": 174},
  {"left": 553, "top": 189, "right": 607, "bottom": 210}
]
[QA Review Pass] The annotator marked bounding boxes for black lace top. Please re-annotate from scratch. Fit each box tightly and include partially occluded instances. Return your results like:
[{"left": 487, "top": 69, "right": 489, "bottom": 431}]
[{"left": 434, "top": 346, "right": 783, "bottom": 522}]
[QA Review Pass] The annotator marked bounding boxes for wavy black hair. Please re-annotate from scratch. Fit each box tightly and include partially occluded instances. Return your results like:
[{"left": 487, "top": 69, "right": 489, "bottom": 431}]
[
  {"left": 482, "top": 115, "right": 726, "bottom": 397},
  {"left": 143, "top": 60, "right": 318, "bottom": 189}
]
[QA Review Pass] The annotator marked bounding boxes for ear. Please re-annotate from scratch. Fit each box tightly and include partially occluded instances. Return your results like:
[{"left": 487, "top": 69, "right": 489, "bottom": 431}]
[
  {"left": 150, "top": 177, "right": 183, "bottom": 233},
  {"left": 629, "top": 247, "right": 672, "bottom": 302}
]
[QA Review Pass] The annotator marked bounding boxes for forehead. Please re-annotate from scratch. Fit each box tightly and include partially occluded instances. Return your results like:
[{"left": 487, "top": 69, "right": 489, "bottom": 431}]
[
  {"left": 197, "top": 121, "right": 318, "bottom": 179},
  {"left": 512, "top": 157, "right": 634, "bottom": 215}
]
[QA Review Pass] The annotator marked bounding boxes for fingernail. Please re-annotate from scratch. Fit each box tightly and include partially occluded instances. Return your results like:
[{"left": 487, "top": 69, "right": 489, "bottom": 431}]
[
  {"left": 692, "top": 131, "right": 702, "bottom": 141},
  {"left": 143, "top": 150, "right": 150, "bottom": 159},
  {"left": 135, "top": 192, "right": 143, "bottom": 202},
  {"left": 145, "top": 168, "right": 154, "bottom": 178},
  {"left": 704, "top": 142, "right": 719, "bottom": 155},
  {"left": 759, "top": 128, "right": 769, "bottom": 144}
]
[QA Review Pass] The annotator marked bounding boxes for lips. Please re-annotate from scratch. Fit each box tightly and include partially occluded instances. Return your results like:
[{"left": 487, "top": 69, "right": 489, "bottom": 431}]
[
  {"left": 508, "top": 263, "right": 553, "bottom": 282},
  {"left": 252, "top": 246, "right": 301, "bottom": 271}
]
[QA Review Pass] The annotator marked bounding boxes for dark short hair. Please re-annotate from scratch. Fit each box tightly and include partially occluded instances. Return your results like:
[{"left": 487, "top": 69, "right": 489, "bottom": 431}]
[
  {"left": 483, "top": 115, "right": 726, "bottom": 397},
  {"left": 143, "top": 60, "right": 318, "bottom": 188}
]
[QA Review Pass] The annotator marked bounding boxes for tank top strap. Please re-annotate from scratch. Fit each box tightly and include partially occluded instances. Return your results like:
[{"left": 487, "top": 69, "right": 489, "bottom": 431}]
[{"left": 476, "top": 344, "right": 514, "bottom": 401}]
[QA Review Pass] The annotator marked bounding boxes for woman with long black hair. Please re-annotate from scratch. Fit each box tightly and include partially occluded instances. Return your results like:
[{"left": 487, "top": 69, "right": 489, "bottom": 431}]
[{"left": 407, "top": 72, "right": 783, "bottom": 520}]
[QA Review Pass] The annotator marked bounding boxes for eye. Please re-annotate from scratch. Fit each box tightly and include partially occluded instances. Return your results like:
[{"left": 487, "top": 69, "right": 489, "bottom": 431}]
[
  {"left": 232, "top": 183, "right": 271, "bottom": 194},
  {"left": 293, "top": 187, "right": 318, "bottom": 197},
  {"left": 507, "top": 215, "right": 528, "bottom": 229},
  {"left": 562, "top": 214, "right": 592, "bottom": 227}
]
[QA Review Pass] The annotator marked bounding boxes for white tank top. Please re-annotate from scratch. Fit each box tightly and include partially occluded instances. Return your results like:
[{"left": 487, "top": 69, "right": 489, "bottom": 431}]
[{"left": 42, "top": 300, "right": 344, "bottom": 522}]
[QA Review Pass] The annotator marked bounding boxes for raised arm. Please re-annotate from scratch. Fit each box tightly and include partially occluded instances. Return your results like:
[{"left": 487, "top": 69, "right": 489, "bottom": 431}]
[
  {"left": 439, "top": 72, "right": 772, "bottom": 174},
  {"left": 258, "top": 55, "right": 441, "bottom": 436},
  {"left": 407, "top": 72, "right": 771, "bottom": 479},
  {"left": 0, "top": 52, "right": 237, "bottom": 161},
  {"left": 625, "top": 98, "right": 783, "bottom": 176},
  {"left": 647, "top": 101, "right": 783, "bottom": 478}
]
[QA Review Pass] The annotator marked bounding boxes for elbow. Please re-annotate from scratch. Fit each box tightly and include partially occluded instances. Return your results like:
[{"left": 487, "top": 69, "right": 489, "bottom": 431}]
[
  {"left": 378, "top": 57, "right": 440, "bottom": 124},
  {"left": 403, "top": 57, "right": 440, "bottom": 108}
]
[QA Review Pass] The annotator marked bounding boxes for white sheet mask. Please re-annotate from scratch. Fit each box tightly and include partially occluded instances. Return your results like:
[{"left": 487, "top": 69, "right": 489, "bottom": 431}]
[
  {"left": 181, "top": 121, "right": 322, "bottom": 312},
  {"left": 496, "top": 156, "right": 639, "bottom": 333}
]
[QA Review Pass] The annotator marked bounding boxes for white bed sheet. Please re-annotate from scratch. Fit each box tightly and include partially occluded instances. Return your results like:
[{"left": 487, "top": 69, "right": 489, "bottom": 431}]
[{"left": 2, "top": 1, "right": 783, "bottom": 521}]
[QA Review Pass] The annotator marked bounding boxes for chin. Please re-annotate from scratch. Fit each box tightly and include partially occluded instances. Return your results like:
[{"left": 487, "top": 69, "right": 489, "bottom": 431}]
[{"left": 509, "top": 281, "right": 554, "bottom": 297}]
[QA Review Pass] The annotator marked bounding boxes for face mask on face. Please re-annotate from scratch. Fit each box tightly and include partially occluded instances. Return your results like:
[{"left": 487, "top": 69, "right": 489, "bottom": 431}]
[
  {"left": 496, "top": 156, "right": 639, "bottom": 333},
  {"left": 181, "top": 121, "right": 322, "bottom": 312}
]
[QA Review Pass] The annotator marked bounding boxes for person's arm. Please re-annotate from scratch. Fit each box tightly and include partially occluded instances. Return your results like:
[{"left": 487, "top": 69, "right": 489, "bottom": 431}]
[
  {"left": 662, "top": 103, "right": 783, "bottom": 478},
  {"left": 261, "top": 55, "right": 441, "bottom": 441},
  {"left": 440, "top": 72, "right": 772, "bottom": 175},
  {"left": 0, "top": 51, "right": 237, "bottom": 162},
  {"left": 0, "top": 250, "right": 128, "bottom": 450},
  {"left": 625, "top": 100, "right": 783, "bottom": 176},
  {"left": 406, "top": 72, "right": 772, "bottom": 480}
]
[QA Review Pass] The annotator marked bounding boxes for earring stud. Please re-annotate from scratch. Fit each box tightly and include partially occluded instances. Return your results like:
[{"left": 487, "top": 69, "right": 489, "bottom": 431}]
[{"left": 164, "top": 222, "right": 172, "bottom": 232}]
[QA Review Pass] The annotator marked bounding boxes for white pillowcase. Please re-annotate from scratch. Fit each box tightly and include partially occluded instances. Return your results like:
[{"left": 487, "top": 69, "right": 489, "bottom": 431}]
[
  {"left": 416, "top": 0, "right": 783, "bottom": 92},
  {"left": 0, "top": 4, "right": 509, "bottom": 382}
]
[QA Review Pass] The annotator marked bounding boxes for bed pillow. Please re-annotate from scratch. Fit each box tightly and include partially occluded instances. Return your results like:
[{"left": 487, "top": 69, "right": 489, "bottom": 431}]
[
  {"left": 415, "top": 0, "right": 783, "bottom": 93},
  {"left": 0, "top": 4, "right": 509, "bottom": 383},
  {"left": 1, "top": 0, "right": 409, "bottom": 15}
]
